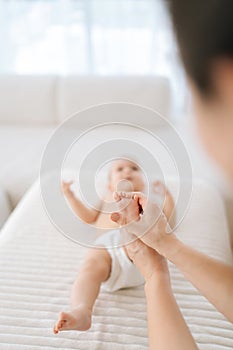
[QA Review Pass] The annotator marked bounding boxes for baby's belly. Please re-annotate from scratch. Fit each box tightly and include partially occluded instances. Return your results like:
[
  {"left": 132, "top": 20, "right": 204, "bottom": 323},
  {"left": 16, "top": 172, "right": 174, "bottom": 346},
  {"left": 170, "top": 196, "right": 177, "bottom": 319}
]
[{"left": 94, "top": 215, "right": 130, "bottom": 259}]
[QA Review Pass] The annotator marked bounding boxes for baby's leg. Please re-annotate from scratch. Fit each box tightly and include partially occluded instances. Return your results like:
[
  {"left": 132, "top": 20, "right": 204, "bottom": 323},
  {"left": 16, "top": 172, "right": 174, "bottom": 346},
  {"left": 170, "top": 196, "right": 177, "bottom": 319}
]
[
  {"left": 152, "top": 181, "right": 176, "bottom": 228},
  {"left": 53, "top": 248, "right": 111, "bottom": 333}
]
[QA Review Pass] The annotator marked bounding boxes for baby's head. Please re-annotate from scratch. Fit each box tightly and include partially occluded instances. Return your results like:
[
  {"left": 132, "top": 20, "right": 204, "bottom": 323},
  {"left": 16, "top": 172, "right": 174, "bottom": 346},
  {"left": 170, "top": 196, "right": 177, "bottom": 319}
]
[{"left": 108, "top": 158, "right": 145, "bottom": 193}]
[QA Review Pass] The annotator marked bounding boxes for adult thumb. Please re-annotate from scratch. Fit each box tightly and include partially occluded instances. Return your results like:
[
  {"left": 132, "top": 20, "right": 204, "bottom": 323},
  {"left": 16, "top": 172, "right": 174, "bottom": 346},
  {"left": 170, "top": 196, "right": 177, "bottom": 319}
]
[{"left": 110, "top": 212, "right": 125, "bottom": 226}]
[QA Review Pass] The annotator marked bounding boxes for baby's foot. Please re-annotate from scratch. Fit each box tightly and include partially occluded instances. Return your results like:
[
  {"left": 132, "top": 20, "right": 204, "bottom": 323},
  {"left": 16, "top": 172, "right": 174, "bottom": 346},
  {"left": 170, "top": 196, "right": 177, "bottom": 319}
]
[
  {"left": 53, "top": 304, "right": 92, "bottom": 334},
  {"left": 112, "top": 191, "right": 140, "bottom": 225}
]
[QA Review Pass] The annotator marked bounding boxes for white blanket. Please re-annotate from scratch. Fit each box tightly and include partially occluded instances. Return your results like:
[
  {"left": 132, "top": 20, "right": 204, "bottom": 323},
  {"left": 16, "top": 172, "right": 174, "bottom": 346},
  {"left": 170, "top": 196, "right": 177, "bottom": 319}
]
[{"left": 0, "top": 179, "right": 233, "bottom": 350}]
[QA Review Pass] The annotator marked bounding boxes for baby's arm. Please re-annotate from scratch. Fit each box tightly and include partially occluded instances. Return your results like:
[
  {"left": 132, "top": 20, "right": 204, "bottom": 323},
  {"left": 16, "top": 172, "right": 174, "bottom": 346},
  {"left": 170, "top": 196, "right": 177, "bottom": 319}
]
[{"left": 62, "top": 181, "right": 101, "bottom": 224}]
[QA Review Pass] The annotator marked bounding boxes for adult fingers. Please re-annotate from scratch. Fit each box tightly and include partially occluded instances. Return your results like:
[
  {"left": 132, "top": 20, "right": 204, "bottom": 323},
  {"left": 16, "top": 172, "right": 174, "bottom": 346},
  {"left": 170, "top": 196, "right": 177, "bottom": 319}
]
[{"left": 110, "top": 212, "right": 126, "bottom": 226}]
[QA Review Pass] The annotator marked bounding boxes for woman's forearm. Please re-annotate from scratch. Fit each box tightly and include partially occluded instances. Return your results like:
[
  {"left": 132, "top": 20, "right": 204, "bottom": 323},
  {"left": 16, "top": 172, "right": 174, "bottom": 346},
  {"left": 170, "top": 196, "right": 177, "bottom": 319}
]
[
  {"left": 145, "top": 273, "right": 198, "bottom": 350},
  {"left": 158, "top": 236, "right": 233, "bottom": 323}
]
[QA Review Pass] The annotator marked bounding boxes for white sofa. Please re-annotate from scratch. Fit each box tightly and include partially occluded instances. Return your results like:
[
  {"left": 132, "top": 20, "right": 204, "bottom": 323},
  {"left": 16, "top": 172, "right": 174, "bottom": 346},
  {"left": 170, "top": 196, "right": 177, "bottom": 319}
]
[
  {"left": 0, "top": 74, "right": 233, "bottom": 241},
  {"left": 0, "top": 75, "right": 170, "bottom": 208}
]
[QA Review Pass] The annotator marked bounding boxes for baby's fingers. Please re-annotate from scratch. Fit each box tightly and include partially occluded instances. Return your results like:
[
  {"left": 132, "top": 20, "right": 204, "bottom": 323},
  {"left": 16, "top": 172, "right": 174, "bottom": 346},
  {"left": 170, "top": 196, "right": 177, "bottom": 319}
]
[
  {"left": 152, "top": 181, "right": 166, "bottom": 195},
  {"left": 62, "top": 180, "right": 73, "bottom": 186}
]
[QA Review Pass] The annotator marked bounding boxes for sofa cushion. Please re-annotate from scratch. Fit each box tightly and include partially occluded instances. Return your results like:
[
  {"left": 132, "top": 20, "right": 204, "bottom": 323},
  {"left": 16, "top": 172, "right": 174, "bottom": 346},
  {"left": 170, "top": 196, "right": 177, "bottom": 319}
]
[
  {"left": 0, "top": 75, "right": 56, "bottom": 124},
  {"left": 0, "top": 125, "right": 55, "bottom": 207},
  {"left": 57, "top": 75, "right": 171, "bottom": 123},
  {"left": 0, "top": 187, "right": 12, "bottom": 229}
]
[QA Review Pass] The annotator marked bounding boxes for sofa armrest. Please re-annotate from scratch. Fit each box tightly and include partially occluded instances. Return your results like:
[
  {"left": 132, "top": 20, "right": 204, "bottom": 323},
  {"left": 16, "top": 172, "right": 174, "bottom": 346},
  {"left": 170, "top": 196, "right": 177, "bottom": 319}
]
[{"left": 0, "top": 187, "right": 12, "bottom": 229}]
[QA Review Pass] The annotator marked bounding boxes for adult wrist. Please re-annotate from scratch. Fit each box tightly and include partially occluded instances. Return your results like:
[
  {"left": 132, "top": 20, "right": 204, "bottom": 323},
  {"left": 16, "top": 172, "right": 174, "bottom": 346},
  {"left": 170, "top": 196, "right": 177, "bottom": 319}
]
[
  {"left": 156, "top": 233, "right": 182, "bottom": 261},
  {"left": 144, "top": 271, "right": 171, "bottom": 296}
]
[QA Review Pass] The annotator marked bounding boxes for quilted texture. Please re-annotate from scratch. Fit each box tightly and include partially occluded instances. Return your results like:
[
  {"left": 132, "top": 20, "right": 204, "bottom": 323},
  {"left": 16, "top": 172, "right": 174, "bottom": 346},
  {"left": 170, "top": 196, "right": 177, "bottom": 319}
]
[{"left": 0, "top": 179, "right": 233, "bottom": 349}]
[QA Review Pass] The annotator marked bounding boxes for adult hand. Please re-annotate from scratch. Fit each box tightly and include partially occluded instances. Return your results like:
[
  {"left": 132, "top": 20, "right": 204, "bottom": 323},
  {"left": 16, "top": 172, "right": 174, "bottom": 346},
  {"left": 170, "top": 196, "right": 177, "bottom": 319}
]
[
  {"left": 111, "top": 191, "right": 179, "bottom": 258},
  {"left": 125, "top": 235, "right": 169, "bottom": 283}
]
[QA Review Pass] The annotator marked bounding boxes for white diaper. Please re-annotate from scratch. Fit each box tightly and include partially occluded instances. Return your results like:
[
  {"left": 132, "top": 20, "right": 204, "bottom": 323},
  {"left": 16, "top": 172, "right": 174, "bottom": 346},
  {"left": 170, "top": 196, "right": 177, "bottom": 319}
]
[{"left": 94, "top": 229, "right": 144, "bottom": 292}]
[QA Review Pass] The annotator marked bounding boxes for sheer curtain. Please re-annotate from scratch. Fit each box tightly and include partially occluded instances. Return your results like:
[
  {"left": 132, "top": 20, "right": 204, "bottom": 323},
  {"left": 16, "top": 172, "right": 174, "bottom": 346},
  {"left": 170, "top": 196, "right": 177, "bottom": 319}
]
[{"left": 0, "top": 0, "right": 188, "bottom": 117}]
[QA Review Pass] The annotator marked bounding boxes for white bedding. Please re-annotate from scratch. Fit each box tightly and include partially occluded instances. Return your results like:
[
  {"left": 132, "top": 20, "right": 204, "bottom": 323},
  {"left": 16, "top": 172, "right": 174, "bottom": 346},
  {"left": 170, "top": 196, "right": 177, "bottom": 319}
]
[{"left": 0, "top": 179, "right": 233, "bottom": 350}]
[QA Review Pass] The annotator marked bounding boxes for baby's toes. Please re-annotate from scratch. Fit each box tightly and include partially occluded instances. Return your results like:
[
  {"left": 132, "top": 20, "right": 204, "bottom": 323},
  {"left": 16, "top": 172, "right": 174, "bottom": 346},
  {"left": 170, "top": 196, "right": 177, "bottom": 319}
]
[
  {"left": 57, "top": 312, "right": 69, "bottom": 329},
  {"left": 58, "top": 319, "right": 67, "bottom": 330},
  {"left": 53, "top": 325, "right": 59, "bottom": 334},
  {"left": 53, "top": 318, "right": 66, "bottom": 334}
]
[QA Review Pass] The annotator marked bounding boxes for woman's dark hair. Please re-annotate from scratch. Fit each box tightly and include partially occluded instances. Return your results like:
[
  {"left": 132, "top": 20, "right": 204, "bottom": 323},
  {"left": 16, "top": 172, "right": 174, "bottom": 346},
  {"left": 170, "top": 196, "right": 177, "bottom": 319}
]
[{"left": 166, "top": 0, "right": 233, "bottom": 94}]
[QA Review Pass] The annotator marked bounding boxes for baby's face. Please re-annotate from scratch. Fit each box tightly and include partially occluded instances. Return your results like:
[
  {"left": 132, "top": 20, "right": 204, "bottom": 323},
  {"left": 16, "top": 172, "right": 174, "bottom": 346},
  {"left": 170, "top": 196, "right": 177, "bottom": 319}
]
[{"left": 109, "top": 160, "right": 145, "bottom": 192}]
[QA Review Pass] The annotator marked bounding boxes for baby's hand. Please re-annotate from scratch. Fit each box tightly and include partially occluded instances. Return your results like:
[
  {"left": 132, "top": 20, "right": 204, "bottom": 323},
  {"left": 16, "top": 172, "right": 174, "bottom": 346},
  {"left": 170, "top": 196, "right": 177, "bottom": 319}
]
[
  {"left": 152, "top": 181, "right": 167, "bottom": 196},
  {"left": 61, "top": 181, "right": 74, "bottom": 197}
]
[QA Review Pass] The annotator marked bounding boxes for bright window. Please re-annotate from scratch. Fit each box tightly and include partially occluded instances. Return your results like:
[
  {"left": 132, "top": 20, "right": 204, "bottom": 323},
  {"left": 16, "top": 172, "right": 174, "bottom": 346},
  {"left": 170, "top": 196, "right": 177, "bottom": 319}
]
[{"left": 0, "top": 0, "right": 188, "bottom": 116}]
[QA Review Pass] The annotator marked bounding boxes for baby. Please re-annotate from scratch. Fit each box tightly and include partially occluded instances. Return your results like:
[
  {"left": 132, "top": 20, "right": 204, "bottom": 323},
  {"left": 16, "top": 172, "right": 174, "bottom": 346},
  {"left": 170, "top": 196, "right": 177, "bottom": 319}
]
[{"left": 53, "top": 158, "right": 175, "bottom": 334}]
